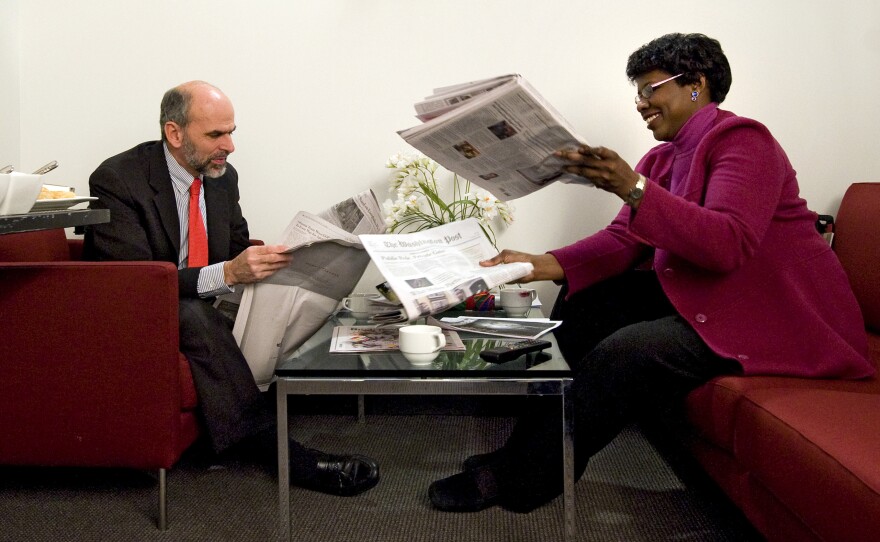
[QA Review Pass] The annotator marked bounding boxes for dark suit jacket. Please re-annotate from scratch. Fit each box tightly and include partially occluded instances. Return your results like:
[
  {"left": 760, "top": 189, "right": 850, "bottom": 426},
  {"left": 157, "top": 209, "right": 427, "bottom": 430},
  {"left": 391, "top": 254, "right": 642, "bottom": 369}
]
[{"left": 84, "top": 141, "right": 251, "bottom": 297}]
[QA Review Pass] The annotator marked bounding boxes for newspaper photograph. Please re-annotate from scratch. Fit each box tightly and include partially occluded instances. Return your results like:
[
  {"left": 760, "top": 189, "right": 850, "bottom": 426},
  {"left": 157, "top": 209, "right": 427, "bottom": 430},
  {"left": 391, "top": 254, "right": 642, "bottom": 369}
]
[
  {"left": 329, "top": 326, "right": 465, "bottom": 354},
  {"left": 232, "top": 189, "right": 386, "bottom": 388},
  {"left": 399, "top": 74, "right": 592, "bottom": 201},
  {"left": 359, "top": 218, "right": 533, "bottom": 324}
]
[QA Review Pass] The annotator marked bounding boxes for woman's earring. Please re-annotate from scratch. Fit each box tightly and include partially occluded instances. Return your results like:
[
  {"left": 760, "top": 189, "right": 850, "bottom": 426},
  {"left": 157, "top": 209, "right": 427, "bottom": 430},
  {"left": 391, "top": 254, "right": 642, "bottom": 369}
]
[{"left": 691, "top": 90, "right": 699, "bottom": 102}]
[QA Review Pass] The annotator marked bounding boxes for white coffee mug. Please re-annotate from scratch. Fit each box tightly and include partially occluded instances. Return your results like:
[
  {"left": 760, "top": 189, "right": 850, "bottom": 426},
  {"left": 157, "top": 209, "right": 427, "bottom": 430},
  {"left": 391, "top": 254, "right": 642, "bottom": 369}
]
[
  {"left": 499, "top": 288, "right": 537, "bottom": 318},
  {"left": 398, "top": 324, "right": 447, "bottom": 365}
]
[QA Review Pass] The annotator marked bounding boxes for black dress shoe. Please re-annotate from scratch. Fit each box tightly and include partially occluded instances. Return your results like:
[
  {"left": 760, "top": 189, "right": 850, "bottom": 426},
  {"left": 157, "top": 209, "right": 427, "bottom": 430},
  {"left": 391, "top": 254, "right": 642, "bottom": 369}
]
[
  {"left": 429, "top": 466, "right": 500, "bottom": 512},
  {"left": 461, "top": 447, "right": 507, "bottom": 471},
  {"left": 294, "top": 453, "right": 380, "bottom": 497}
]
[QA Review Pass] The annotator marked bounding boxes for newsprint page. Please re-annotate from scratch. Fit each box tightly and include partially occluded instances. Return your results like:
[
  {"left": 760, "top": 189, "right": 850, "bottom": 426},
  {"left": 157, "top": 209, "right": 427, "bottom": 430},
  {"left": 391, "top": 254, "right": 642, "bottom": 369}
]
[
  {"left": 399, "top": 74, "right": 592, "bottom": 201},
  {"left": 231, "top": 190, "right": 385, "bottom": 388},
  {"left": 360, "top": 218, "right": 533, "bottom": 324}
]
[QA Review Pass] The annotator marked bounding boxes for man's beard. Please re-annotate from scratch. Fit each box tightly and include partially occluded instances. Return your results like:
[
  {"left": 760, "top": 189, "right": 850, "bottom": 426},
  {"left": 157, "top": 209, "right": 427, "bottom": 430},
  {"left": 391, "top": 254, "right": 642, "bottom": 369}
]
[{"left": 182, "top": 136, "right": 227, "bottom": 178}]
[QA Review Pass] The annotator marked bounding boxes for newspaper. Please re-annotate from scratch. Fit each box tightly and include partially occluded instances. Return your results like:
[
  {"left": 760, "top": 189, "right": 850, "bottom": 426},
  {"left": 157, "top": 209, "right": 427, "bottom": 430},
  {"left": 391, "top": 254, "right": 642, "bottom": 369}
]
[
  {"left": 231, "top": 190, "right": 386, "bottom": 388},
  {"left": 359, "top": 217, "right": 533, "bottom": 324},
  {"left": 399, "top": 74, "right": 591, "bottom": 201},
  {"left": 428, "top": 315, "right": 561, "bottom": 340}
]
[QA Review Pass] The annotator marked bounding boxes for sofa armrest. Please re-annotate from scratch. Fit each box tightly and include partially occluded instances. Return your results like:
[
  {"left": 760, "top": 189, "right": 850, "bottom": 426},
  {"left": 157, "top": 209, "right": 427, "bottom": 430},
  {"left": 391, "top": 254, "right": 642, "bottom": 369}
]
[{"left": 0, "top": 261, "right": 186, "bottom": 469}]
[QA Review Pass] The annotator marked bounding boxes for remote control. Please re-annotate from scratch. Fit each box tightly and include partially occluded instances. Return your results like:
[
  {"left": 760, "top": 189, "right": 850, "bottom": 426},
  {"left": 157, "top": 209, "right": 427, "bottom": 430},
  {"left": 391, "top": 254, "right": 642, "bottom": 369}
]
[{"left": 479, "top": 339, "right": 552, "bottom": 363}]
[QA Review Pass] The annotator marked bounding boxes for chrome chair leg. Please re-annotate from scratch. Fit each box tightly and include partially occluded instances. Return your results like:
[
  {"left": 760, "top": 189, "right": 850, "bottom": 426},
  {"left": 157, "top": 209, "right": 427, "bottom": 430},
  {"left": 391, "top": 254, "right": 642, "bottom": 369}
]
[{"left": 158, "top": 468, "right": 167, "bottom": 530}]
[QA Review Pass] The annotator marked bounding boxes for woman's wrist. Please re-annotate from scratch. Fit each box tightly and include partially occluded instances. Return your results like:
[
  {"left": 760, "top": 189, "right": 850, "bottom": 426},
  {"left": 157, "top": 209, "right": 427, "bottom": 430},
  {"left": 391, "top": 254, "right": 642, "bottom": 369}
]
[{"left": 534, "top": 253, "right": 565, "bottom": 281}]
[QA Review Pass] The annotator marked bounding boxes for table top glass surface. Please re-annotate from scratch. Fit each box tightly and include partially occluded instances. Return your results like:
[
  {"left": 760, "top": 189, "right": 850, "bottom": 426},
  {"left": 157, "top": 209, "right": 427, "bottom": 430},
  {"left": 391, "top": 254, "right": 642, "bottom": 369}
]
[{"left": 275, "top": 311, "right": 571, "bottom": 379}]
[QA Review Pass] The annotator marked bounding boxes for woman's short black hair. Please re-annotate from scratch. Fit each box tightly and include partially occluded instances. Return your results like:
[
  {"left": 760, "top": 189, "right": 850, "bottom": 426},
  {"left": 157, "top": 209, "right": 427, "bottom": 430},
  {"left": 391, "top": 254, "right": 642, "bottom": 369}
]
[{"left": 626, "top": 33, "right": 732, "bottom": 104}]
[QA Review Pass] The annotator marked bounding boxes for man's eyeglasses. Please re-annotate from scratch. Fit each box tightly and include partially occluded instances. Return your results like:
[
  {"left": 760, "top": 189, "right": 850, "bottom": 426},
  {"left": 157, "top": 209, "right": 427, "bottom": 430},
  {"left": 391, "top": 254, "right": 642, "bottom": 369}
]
[{"left": 635, "top": 73, "right": 683, "bottom": 104}]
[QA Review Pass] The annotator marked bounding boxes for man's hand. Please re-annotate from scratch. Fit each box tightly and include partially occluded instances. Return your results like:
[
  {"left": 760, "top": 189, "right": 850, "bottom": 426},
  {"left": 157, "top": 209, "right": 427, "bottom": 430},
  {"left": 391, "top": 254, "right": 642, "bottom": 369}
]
[
  {"left": 223, "top": 244, "right": 293, "bottom": 286},
  {"left": 480, "top": 250, "right": 565, "bottom": 283}
]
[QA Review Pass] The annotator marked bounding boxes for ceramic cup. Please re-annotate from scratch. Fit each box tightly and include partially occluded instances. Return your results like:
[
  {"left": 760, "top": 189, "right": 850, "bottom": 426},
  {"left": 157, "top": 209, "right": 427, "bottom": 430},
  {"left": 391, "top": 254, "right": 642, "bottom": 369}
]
[
  {"left": 500, "top": 288, "right": 537, "bottom": 318},
  {"left": 398, "top": 324, "right": 446, "bottom": 365},
  {"left": 341, "top": 293, "right": 375, "bottom": 320}
]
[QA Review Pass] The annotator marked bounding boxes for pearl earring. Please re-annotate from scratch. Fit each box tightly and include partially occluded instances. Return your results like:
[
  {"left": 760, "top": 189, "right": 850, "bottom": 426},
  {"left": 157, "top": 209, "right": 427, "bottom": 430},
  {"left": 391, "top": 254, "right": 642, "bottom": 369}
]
[{"left": 691, "top": 90, "right": 699, "bottom": 102}]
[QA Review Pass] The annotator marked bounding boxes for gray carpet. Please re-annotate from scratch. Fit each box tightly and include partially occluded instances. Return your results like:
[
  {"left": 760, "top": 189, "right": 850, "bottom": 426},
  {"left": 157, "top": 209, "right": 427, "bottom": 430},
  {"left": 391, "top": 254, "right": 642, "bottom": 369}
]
[{"left": 0, "top": 413, "right": 762, "bottom": 542}]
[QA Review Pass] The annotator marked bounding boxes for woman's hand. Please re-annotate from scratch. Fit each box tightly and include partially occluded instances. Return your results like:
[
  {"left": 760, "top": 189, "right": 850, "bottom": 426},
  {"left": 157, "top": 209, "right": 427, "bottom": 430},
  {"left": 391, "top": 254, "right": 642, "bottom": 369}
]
[
  {"left": 223, "top": 244, "right": 294, "bottom": 286},
  {"left": 556, "top": 145, "right": 641, "bottom": 203},
  {"left": 480, "top": 249, "right": 565, "bottom": 283}
]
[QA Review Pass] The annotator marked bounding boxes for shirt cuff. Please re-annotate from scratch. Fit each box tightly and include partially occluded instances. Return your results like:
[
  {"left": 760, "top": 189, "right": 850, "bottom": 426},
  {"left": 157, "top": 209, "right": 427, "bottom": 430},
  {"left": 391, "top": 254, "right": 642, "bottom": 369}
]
[{"left": 198, "top": 262, "right": 234, "bottom": 298}]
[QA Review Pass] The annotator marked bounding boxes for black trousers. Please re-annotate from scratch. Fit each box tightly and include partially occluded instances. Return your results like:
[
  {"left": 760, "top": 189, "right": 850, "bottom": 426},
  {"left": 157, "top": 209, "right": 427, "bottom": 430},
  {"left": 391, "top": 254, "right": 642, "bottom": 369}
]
[
  {"left": 178, "top": 299, "right": 316, "bottom": 476},
  {"left": 494, "top": 271, "right": 742, "bottom": 511}
]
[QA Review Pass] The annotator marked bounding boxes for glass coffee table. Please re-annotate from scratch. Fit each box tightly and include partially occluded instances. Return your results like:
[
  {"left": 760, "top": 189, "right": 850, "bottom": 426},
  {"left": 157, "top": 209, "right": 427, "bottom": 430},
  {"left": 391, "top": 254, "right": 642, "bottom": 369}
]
[{"left": 275, "top": 313, "right": 575, "bottom": 541}]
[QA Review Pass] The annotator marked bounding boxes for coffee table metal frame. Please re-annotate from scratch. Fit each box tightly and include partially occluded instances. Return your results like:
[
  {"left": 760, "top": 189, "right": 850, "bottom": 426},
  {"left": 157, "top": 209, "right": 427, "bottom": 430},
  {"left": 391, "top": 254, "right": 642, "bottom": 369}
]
[{"left": 275, "top": 321, "right": 575, "bottom": 542}]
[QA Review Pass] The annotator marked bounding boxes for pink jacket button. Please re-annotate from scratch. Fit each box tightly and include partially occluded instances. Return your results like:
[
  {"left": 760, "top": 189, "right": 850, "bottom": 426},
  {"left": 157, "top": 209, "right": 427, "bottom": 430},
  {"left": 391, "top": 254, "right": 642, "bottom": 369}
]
[{"left": 695, "top": 313, "right": 708, "bottom": 323}]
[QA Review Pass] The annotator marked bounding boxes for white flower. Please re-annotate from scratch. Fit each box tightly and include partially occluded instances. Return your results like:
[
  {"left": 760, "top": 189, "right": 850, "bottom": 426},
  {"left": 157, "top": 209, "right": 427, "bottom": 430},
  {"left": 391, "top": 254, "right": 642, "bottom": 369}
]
[
  {"left": 383, "top": 152, "right": 513, "bottom": 249},
  {"left": 403, "top": 193, "right": 420, "bottom": 210}
]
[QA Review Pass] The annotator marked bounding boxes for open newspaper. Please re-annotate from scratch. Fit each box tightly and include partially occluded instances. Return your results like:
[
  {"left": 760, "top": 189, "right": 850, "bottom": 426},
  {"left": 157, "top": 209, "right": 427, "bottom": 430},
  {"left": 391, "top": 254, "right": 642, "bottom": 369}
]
[
  {"left": 231, "top": 190, "right": 386, "bottom": 388},
  {"left": 399, "top": 74, "right": 591, "bottom": 201},
  {"left": 359, "top": 218, "right": 532, "bottom": 324}
]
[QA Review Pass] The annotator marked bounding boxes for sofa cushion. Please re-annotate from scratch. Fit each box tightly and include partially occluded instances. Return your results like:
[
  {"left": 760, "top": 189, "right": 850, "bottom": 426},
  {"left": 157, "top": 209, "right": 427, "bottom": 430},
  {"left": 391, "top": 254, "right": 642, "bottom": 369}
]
[
  {"left": 686, "top": 371, "right": 880, "bottom": 454},
  {"left": 735, "top": 388, "right": 880, "bottom": 542},
  {"left": 687, "top": 333, "right": 880, "bottom": 453}
]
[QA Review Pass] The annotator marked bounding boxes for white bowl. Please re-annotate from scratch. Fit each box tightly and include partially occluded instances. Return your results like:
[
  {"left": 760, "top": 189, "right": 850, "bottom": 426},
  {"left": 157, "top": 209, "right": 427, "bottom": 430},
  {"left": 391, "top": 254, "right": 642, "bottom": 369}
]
[
  {"left": 401, "top": 350, "right": 440, "bottom": 365},
  {"left": 0, "top": 174, "right": 9, "bottom": 210},
  {"left": 0, "top": 173, "right": 43, "bottom": 215}
]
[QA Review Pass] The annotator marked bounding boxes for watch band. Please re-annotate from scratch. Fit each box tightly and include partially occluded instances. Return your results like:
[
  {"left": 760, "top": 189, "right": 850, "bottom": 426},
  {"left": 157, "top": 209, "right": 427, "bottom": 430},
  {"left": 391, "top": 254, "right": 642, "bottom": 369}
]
[{"left": 626, "top": 174, "right": 646, "bottom": 206}]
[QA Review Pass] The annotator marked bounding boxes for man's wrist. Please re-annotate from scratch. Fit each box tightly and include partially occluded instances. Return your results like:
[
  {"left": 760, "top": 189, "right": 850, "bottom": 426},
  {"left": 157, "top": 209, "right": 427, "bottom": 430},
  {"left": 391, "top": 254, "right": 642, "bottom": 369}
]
[{"left": 222, "top": 260, "right": 235, "bottom": 287}]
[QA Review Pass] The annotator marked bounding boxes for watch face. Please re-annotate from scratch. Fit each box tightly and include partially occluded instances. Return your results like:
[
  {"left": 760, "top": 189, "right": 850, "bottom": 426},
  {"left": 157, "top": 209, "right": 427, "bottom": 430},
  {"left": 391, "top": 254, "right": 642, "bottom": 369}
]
[{"left": 630, "top": 187, "right": 644, "bottom": 200}]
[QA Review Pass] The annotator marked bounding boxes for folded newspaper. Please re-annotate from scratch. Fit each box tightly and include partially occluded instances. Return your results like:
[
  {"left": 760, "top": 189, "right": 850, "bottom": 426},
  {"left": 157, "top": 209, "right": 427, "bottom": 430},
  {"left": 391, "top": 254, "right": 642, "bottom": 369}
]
[
  {"left": 359, "top": 217, "right": 533, "bottom": 324},
  {"left": 231, "top": 190, "right": 386, "bottom": 388},
  {"left": 399, "top": 74, "right": 591, "bottom": 201},
  {"left": 427, "top": 316, "right": 561, "bottom": 340}
]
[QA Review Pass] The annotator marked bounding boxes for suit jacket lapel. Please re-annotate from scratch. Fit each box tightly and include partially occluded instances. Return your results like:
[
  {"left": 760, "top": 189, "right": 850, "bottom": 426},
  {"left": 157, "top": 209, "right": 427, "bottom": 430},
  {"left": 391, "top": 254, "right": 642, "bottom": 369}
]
[
  {"left": 148, "top": 144, "right": 182, "bottom": 257},
  {"left": 204, "top": 181, "right": 230, "bottom": 263}
]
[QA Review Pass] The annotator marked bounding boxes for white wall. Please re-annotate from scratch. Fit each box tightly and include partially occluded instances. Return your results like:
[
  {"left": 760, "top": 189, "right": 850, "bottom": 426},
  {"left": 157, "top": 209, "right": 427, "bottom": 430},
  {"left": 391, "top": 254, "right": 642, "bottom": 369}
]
[
  {"left": 13, "top": 0, "right": 880, "bottom": 308},
  {"left": 0, "top": 0, "right": 20, "bottom": 167}
]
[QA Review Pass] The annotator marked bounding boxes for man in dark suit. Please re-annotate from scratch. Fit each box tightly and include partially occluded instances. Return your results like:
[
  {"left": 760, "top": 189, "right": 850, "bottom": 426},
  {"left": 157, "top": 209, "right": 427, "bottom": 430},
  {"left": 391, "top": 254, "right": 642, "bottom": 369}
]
[{"left": 84, "top": 80, "right": 379, "bottom": 496}]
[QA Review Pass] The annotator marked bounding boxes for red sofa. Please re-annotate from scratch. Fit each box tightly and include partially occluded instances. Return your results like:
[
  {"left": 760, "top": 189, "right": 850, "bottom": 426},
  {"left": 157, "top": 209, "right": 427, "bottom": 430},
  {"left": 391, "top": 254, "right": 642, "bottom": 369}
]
[
  {"left": 683, "top": 182, "right": 880, "bottom": 541},
  {"left": 0, "top": 228, "right": 200, "bottom": 530}
]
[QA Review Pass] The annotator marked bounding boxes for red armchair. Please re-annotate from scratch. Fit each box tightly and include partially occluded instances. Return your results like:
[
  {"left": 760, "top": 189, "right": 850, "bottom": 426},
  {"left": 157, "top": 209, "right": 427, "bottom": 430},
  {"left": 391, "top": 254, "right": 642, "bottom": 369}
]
[
  {"left": 0, "top": 228, "right": 200, "bottom": 530},
  {"left": 683, "top": 183, "right": 880, "bottom": 541}
]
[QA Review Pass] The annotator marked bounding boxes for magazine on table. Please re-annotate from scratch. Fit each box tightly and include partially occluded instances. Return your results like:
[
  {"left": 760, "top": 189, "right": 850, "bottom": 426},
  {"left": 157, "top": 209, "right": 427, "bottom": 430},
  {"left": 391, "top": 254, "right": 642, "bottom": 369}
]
[
  {"left": 329, "top": 326, "right": 465, "bottom": 354},
  {"left": 427, "top": 315, "right": 562, "bottom": 340},
  {"left": 399, "top": 73, "right": 592, "bottom": 201},
  {"left": 359, "top": 218, "right": 533, "bottom": 324}
]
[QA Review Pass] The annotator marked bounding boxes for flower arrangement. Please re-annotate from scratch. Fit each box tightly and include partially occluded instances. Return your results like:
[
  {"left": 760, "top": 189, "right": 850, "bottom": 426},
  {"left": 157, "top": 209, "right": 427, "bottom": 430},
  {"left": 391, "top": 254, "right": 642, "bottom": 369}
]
[{"left": 383, "top": 153, "right": 513, "bottom": 249}]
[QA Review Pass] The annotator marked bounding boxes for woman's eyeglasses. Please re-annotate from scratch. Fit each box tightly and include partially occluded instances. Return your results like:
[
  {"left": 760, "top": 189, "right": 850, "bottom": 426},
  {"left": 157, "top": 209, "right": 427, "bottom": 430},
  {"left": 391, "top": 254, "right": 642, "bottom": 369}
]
[{"left": 635, "top": 73, "right": 683, "bottom": 104}]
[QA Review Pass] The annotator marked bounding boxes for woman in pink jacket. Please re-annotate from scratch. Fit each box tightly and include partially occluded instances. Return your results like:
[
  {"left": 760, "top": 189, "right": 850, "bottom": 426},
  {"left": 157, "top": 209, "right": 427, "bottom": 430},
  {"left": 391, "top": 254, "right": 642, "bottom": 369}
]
[{"left": 429, "top": 32, "right": 874, "bottom": 513}]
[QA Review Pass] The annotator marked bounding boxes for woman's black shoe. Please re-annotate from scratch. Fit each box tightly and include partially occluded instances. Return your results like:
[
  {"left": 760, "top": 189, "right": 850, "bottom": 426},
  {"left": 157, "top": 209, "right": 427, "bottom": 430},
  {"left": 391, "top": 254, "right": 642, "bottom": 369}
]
[
  {"left": 293, "top": 453, "right": 380, "bottom": 496},
  {"left": 428, "top": 466, "right": 500, "bottom": 512},
  {"left": 461, "top": 447, "right": 507, "bottom": 471}
]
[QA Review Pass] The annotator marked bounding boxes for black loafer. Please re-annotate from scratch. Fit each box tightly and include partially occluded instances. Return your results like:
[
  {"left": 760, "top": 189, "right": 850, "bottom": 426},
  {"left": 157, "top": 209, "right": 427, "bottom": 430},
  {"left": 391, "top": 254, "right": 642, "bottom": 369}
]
[
  {"left": 429, "top": 466, "right": 500, "bottom": 512},
  {"left": 295, "top": 453, "right": 380, "bottom": 497},
  {"left": 461, "top": 448, "right": 507, "bottom": 471}
]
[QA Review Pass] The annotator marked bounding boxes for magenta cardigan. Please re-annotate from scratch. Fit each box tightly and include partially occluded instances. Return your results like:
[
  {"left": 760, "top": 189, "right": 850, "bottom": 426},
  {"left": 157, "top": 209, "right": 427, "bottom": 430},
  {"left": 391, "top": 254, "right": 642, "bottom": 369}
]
[{"left": 550, "top": 105, "right": 873, "bottom": 378}]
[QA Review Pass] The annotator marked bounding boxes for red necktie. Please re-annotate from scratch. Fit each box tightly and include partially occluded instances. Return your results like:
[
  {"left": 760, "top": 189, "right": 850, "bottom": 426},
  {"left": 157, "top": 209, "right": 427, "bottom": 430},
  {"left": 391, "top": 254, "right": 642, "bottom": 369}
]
[{"left": 188, "top": 178, "right": 208, "bottom": 267}]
